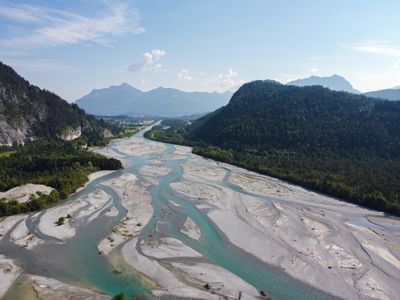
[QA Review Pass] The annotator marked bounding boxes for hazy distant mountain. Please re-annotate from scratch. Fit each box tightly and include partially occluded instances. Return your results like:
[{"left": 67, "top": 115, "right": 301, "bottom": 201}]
[
  {"left": 287, "top": 75, "right": 360, "bottom": 94},
  {"left": 76, "top": 83, "right": 233, "bottom": 117},
  {"left": 364, "top": 87, "right": 400, "bottom": 101}
]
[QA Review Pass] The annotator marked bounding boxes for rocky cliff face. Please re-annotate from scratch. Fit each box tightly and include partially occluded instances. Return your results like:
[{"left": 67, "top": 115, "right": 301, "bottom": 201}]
[
  {"left": 0, "top": 85, "right": 36, "bottom": 145},
  {"left": 0, "top": 62, "right": 114, "bottom": 145},
  {"left": 0, "top": 120, "right": 33, "bottom": 145},
  {"left": 100, "top": 128, "right": 113, "bottom": 138},
  {"left": 59, "top": 126, "right": 82, "bottom": 141}
]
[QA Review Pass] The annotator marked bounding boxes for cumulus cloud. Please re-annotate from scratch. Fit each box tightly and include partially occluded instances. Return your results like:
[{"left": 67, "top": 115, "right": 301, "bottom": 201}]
[
  {"left": 177, "top": 69, "right": 193, "bottom": 81},
  {"left": 128, "top": 49, "right": 167, "bottom": 72},
  {"left": 207, "top": 68, "right": 245, "bottom": 92},
  {"left": 0, "top": 1, "right": 144, "bottom": 49},
  {"left": 310, "top": 67, "right": 319, "bottom": 74}
]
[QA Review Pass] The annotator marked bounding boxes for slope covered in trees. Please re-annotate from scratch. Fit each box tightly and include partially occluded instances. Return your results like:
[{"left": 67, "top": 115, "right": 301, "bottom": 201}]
[
  {"left": 0, "top": 62, "right": 116, "bottom": 146},
  {"left": 0, "top": 140, "right": 122, "bottom": 217},
  {"left": 0, "top": 62, "right": 123, "bottom": 216},
  {"left": 191, "top": 81, "right": 400, "bottom": 157},
  {"left": 146, "top": 81, "right": 400, "bottom": 215}
]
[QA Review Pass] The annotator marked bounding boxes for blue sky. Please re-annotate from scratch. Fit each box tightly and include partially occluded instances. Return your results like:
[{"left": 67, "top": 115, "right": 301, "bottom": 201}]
[{"left": 1, "top": 0, "right": 399, "bottom": 101}]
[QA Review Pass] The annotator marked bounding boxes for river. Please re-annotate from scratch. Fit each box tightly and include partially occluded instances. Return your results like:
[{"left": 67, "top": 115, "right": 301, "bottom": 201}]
[{"left": 2, "top": 127, "right": 399, "bottom": 300}]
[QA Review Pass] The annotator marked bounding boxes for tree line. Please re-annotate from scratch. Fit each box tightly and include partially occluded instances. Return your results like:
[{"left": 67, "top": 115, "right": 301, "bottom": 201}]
[
  {"left": 0, "top": 139, "right": 121, "bottom": 217},
  {"left": 145, "top": 81, "right": 400, "bottom": 216}
]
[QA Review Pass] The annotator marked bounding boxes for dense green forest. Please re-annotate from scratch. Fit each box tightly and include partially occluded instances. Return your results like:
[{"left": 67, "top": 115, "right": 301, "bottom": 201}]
[
  {"left": 145, "top": 81, "right": 400, "bottom": 216},
  {"left": 145, "top": 120, "right": 194, "bottom": 146},
  {"left": 0, "top": 140, "right": 121, "bottom": 217}
]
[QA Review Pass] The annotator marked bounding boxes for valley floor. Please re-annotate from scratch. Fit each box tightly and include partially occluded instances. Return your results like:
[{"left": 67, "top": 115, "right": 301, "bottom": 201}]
[{"left": 0, "top": 130, "right": 399, "bottom": 300}]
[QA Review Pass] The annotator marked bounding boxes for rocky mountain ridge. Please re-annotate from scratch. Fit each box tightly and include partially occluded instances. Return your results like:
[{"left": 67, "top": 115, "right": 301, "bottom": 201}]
[{"left": 0, "top": 62, "right": 112, "bottom": 145}]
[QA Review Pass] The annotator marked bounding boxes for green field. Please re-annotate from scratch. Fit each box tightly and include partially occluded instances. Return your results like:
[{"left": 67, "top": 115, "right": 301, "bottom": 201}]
[
  {"left": 0, "top": 150, "right": 16, "bottom": 158},
  {"left": 123, "top": 125, "right": 145, "bottom": 137}
]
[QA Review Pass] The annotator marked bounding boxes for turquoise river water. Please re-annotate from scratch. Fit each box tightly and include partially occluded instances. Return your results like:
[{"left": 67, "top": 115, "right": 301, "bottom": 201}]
[{"left": 0, "top": 130, "right": 337, "bottom": 300}]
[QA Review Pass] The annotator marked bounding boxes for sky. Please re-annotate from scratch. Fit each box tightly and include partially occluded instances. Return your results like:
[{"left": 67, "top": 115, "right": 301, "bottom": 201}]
[{"left": 0, "top": 0, "right": 399, "bottom": 102}]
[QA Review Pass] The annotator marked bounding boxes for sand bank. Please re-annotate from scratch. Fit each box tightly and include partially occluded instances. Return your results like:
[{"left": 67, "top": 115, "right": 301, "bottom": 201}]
[
  {"left": 98, "top": 173, "right": 153, "bottom": 254},
  {"left": 140, "top": 237, "right": 201, "bottom": 259},
  {"left": 0, "top": 184, "right": 54, "bottom": 203},
  {"left": 37, "top": 189, "right": 112, "bottom": 241},
  {"left": 180, "top": 217, "right": 201, "bottom": 240},
  {"left": 138, "top": 165, "right": 170, "bottom": 177},
  {"left": 76, "top": 170, "right": 115, "bottom": 193},
  {"left": 121, "top": 238, "right": 260, "bottom": 299},
  {"left": 0, "top": 255, "right": 21, "bottom": 298},
  {"left": 169, "top": 155, "right": 400, "bottom": 300},
  {"left": 28, "top": 274, "right": 111, "bottom": 299},
  {"left": 0, "top": 215, "right": 26, "bottom": 241}
]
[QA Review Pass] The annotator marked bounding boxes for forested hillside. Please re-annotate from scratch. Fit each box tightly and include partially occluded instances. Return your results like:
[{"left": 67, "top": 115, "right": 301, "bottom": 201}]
[
  {"left": 0, "top": 62, "right": 123, "bottom": 216},
  {"left": 191, "top": 81, "right": 400, "bottom": 157},
  {"left": 0, "top": 62, "right": 115, "bottom": 146},
  {"left": 146, "top": 81, "right": 400, "bottom": 215},
  {"left": 0, "top": 140, "right": 121, "bottom": 216}
]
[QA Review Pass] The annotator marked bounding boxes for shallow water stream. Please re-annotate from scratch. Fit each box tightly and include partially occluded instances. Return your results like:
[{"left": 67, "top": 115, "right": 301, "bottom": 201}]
[{"left": 1, "top": 129, "right": 336, "bottom": 300}]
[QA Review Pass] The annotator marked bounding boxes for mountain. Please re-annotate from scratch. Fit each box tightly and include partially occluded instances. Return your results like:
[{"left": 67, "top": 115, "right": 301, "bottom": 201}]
[
  {"left": 287, "top": 74, "right": 360, "bottom": 94},
  {"left": 151, "top": 80, "right": 400, "bottom": 215},
  {"left": 191, "top": 81, "right": 399, "bottom": 155},
  {"left": 0, "top": 62, "right": 113, "bottom": 146},
  {"left": 364, "top": 87, "right": 400, "bottom": 101},
  {"left": 75, "top": 83, "right": 233, "bottom": 117}
]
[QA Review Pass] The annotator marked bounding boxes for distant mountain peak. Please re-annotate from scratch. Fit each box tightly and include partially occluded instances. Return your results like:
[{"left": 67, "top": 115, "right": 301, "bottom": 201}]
[
  {"left": 75, "top": 84, "right": 233, "bottom": 117},
  {"left": 287, "top": 74, "right": 360, "bottom": 94},
  {"left": 364, "top": 87, "right": 400, "bottom": 101}
]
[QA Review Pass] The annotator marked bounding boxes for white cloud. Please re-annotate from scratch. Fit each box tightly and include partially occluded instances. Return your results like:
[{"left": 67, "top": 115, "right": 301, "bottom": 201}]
[
  {"left": 310, "top": 67, "right": 319, "bottom": 74},
  {"left": 353, "top": 41, "right": 400, "bottom": 57},
  {"left": 0, "top": 4, "right": 49, "bottom": 22},
  {"left": 177, "top": 69, "right": 193, "bottom": 81},
  {"left": 353, "top": 41, "right": 400, "bottom": 69},
  {"left": 206, "top": 68, "right": 245, "bottom": 92},
  {"left": 0, "top": 1, "right": 144, "bottom": 50},
  {"left": 128, "top": 49, "right": 167, "bottom": 72}
]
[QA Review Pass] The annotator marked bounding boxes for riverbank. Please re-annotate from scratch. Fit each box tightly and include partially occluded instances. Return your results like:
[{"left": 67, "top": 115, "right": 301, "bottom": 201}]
[
  {"left": 94, "top": 135, "right": 266, "bottom": 299},
  {"left": 0, "top": 255, "right": 21, "bottom": 298},
  {"left": 169, "top": 154, "right": 400, "bottom": 300},
  {"left": 1, "top": 131, "right": 399, "bottom": 300},
  {"left": 4, "top": 274, "right": 111, "bottom": 300},
  {"left": 145, "top": 122, "right": 400, "bottom": 217},
  {"left": 0, "top": 168, "right": 119, "bottom": 298},
  {"left": 120, "top": 237, "right": 261, "bottom": 299}
]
